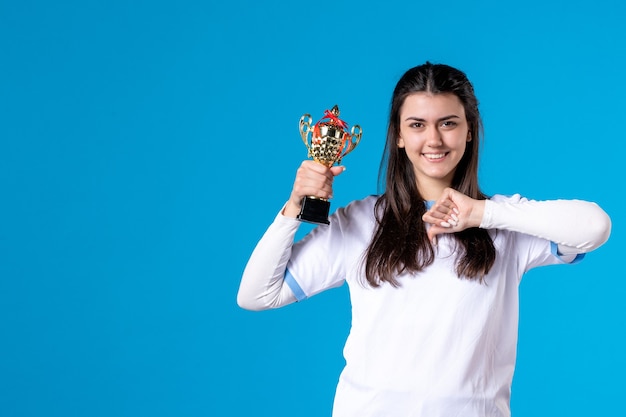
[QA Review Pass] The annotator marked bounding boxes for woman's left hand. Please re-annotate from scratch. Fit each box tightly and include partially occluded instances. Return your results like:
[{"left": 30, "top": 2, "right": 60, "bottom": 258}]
[{"left": 422, "top": 188, "right": 486, "bottom": 244}]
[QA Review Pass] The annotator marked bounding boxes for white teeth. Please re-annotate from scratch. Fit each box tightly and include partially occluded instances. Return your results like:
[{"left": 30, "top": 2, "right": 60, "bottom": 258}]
[{"left": 424, "top": 153, "right": 445, "bottom": 160}]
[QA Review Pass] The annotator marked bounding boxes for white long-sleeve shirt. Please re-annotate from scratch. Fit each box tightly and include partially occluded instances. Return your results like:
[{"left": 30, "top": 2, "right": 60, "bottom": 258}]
[{"left": 238, "top": 194, "right": 611, "bottom": 417}]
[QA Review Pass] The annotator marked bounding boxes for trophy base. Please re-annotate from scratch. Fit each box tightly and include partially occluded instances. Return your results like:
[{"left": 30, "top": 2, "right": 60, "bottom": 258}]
[{"left": 297, "top": 196, "right": 330, "bottom": 225}]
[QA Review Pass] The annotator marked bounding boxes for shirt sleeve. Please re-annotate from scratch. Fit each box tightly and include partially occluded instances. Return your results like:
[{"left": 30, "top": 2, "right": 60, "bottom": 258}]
[
  {"left": 508, "top": 229, "right": 580, "bottom": 275},
  {"left": 285, "top": 207, "right": 350, "bottom": 300},
  {"left": 286, "top": 195, "right": 382, "bottom": 300},
  {"left": 237, "top": 210, "right": 301, "bottom": 311},
  {"left": 482, "top": 194, "right": 611, "bottom": 271}
]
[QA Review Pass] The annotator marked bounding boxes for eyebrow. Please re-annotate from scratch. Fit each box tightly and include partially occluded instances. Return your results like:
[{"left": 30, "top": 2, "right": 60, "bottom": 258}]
[{"left": 404, "top": 115, "right": 461, "bottom": 122}]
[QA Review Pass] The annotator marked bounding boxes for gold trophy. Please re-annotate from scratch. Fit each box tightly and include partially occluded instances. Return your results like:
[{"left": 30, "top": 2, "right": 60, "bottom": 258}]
[{"left": 298, "top": 105, "right": 362, "bottom": 224}]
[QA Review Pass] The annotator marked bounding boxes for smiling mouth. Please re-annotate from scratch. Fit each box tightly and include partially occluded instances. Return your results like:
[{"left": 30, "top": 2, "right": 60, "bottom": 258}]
[{"left": 422, "top": 152, "right": 448, "bottom": 161}]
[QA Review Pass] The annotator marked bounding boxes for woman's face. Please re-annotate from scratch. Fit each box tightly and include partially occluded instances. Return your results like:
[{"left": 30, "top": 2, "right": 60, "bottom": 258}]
[{"left": 397, "top": 92, "right": 470, "bottom": 197}]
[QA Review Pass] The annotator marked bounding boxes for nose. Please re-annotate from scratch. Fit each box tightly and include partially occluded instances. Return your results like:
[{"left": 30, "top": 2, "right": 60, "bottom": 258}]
[{"left": 425, "top": 126, "right": 443, "bottom": 147}]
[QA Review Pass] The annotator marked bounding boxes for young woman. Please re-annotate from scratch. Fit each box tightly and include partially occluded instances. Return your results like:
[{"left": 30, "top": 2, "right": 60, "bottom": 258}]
[{"left": 237, "top": 62, "right": 612, "bottom": 417}]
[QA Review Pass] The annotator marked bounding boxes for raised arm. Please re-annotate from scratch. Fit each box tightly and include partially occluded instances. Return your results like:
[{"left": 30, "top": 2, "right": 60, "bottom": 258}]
[
  {"left": 237, "top": 161, "right": 345, "bottom": 311},
  {"left": 423, "top": 188, "right": 611, "bottom": 254}
]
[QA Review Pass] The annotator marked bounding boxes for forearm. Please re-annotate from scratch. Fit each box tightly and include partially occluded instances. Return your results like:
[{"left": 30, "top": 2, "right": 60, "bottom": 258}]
[
  {"left": 480, "top": 198, "right": 611, "bottom": 254},
  {"left": 237, "top": 208, "right": 300, "bottom": 311}
]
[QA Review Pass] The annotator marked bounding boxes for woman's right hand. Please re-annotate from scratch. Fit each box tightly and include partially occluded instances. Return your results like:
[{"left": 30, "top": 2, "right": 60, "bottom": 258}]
[{"left": 283, "top": 160, "right": 345, "bottom": 218}]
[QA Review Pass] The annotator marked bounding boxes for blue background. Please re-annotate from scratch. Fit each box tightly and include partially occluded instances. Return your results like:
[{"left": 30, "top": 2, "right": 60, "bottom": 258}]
[{"left": 1, "top": 0, "right": 624, "bottom": 416}]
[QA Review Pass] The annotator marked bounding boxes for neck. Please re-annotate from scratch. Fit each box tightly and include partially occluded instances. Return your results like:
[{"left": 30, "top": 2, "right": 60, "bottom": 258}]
[{"left": 416, "top": 178, "right": 452, "bottom": 201}]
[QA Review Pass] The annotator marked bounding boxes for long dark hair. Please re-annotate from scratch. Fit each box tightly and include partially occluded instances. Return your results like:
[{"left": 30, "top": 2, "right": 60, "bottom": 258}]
[{"left": 364, "top": 62, "right": 495, "bottom": 287}]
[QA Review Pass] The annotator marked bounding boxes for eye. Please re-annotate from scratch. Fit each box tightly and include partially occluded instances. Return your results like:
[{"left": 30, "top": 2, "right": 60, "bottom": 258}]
[
  {"left": 441, "top": 120, "right": 457, "bottom": 128},
  {"left": 409, "top": 122, "right": 423, "bottom": 128}
]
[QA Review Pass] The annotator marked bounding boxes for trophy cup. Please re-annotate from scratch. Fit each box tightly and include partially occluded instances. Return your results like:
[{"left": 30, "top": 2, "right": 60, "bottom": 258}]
[{"left": 298, "top": 105, "right": 362, "bottom": 224}]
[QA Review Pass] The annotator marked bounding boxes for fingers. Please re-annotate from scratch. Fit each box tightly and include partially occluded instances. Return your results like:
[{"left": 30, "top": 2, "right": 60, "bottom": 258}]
[
  {"left": 422, "top": 189, "right": 464, "bottom": 244},
  {"left": 426, "top": 225, "right": 440, "bottom": 245},
  {"left": 329, "top": 165, "right": 346, "bottom": 177},
  {"left": 421, "top": 188, "right": 484, "bottom": 244},
  {"left": 424, "top": 210, "right": 459, "bottom": 246},
  {"left": 422, "top": 200, "right": 460, "bottom": 229},
  {"left": 424, "top": 214, "right": 458, "bottom": 246},
  {"left": 289, "top": 161, "right": 343, "bottom": 207}
]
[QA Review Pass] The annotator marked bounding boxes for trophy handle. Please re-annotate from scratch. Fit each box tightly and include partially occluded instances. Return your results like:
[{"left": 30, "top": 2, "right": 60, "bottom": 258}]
[
  {"left": 337, "top": 124, "right": 362, "bottom": 164},
  {"left": 299, "top": 114, "right": 313, "bottom": 158}
]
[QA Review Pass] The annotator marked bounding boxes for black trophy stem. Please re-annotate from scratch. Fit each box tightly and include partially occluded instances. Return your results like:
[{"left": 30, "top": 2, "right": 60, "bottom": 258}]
[{"left": 296, "top": 196, "right": 330, "bottom": 225}]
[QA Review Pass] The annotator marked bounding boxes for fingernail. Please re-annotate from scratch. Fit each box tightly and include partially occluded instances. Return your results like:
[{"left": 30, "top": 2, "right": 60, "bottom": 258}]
[
  {"left": 440, "top": 221, "right": 451, "bottom": 228},
  {"left": 453, "top": 208, "right": 460, "bottom": 215},
  {"left": 432, "top": 237, "right": 437, "bottom": 246},
  {"left": 448, "top": 219, "right": 458, "bottom": 226},
  {"left": 451, "top": 213, "right": 459, "bottom": 222}
]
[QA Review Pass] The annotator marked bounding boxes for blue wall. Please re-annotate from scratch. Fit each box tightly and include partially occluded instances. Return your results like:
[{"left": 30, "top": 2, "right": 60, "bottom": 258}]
[{"left": 1, "top": 0, "right": 623, "bottom": 415}]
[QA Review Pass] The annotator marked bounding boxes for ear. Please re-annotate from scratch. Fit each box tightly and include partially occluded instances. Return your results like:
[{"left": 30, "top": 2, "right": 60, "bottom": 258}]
[
  {"left": 466, "top": 131, "right": 472, "bottom": 142},
  {"left": 397, "top": 137, "right": 405, "bottom": 148}
]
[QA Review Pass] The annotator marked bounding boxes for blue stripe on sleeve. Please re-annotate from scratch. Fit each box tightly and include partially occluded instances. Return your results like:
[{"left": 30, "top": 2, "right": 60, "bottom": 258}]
[
  {"left": 284, "top": 269, "right": 307, "bottom": 301},
  {"left": 550, "top": 241, "right": 585, "bottom": 264}
]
